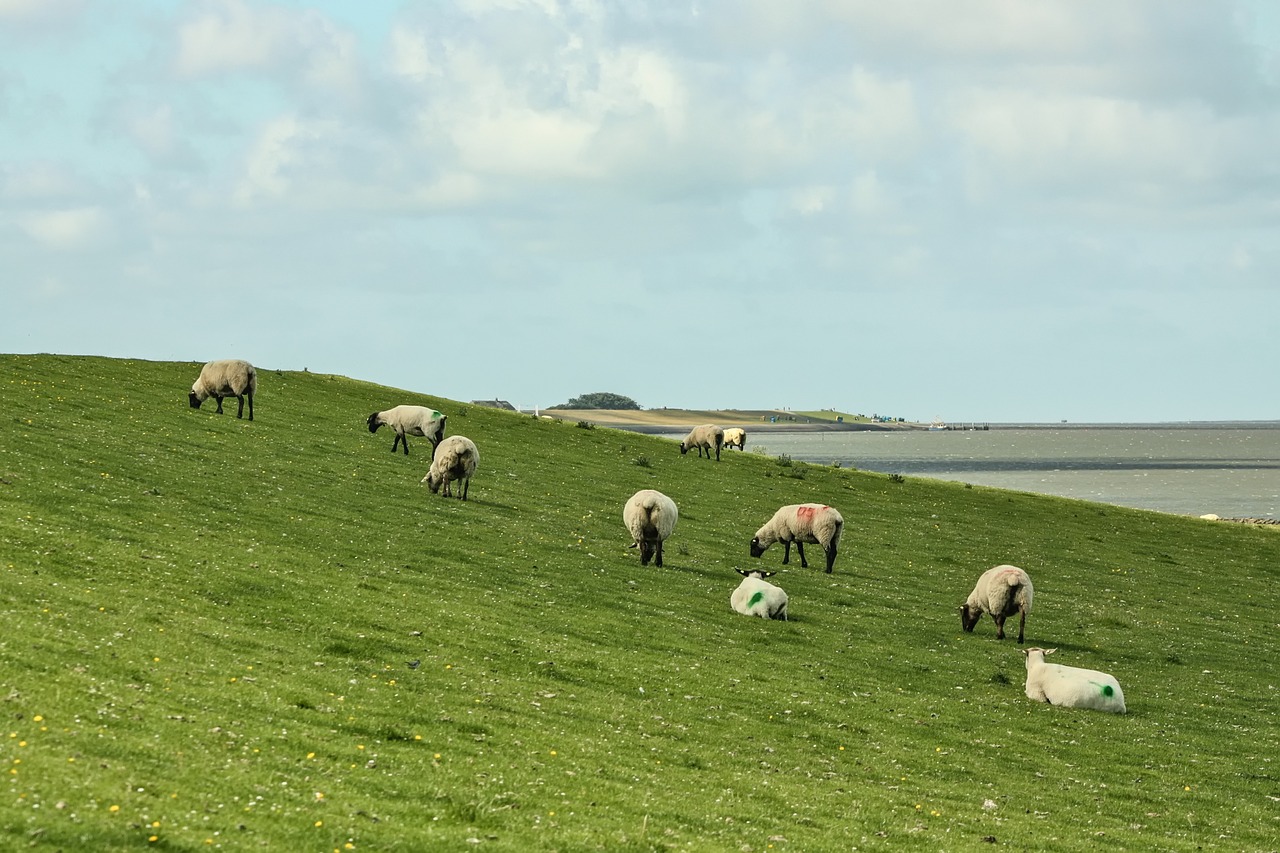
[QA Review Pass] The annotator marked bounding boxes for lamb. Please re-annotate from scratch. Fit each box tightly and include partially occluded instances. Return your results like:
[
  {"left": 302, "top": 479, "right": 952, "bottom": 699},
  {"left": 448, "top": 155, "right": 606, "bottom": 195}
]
[
  {"left": 749, "top": 503, "right": 844, "bottom": 573},
  {"left": 420, "top": 435, "right": 478, "bottom": 500},
  {"left": 367, "top": 405, "right": 447, "bottom": 456},
  {"left": 960, "top": 564, "right": 1034, "bottom": 643},
  {"left": 623, "top": 489, "right": 678, "bottom": 567},
  {"left": 1022, "top": 648, "right": 1126, "bottom": 713},
  {"left": 680, "top": 424, "right": 725, "bottom": 461},
  {"left": 722, "top": 427, "right": 747, "bottom": 451},
  {"left": 730, "top": 569, "right": 788, "bottom": 620},
  {"left": 188, "top": 359, "right": 256, "bottom": 420}
]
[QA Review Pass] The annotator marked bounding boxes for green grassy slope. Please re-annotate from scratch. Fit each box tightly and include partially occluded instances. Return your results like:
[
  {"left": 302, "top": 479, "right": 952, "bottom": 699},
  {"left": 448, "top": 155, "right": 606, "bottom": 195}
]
[{"left": 1, "top": 354, "right": 1277, "bottom": 852}]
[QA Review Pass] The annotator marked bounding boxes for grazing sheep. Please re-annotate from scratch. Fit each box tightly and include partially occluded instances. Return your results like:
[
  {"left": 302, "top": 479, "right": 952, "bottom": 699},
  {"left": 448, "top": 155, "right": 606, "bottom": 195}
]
[
  {"left": 1022, "top": 648, "right": 1127, "bottom": 713},
  {"left": 749, "top": 503, "right": 844, "bottom": 573},
  {"left": 420, "top": 435, "right": 478, "bottom": 500},
  {"left": 680, "top": 424, "right": 725, "bottom": 461},
  {"left": 623, "top": 489, "right": 678, "bottom": 567},
  {"left": 730, "top": 569, "right": 788, "bottom": 620},
  {"left": 961, "top": 564, "right": 1034, "bottom": 643},
  {"left": 722, "top": 427, "right": 747, "bottom": 451},
  {"left": 368, "top": 405, "right": 447, "bottom": 456},
  {"left": 188, "top": 359, "right": 256, "bottom": 420}
]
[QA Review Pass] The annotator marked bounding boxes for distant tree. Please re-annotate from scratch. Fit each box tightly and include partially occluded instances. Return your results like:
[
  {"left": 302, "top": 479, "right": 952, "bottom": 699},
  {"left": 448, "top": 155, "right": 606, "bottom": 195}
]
[{"left": 554, "top": 392, "right": 641, "bottom": 410}]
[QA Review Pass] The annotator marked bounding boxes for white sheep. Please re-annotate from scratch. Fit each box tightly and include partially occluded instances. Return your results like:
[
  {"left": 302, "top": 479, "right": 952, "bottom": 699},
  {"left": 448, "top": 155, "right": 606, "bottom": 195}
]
[
  {"left": 749, "top": 503, "right": 844, "bottom": 573},
  {"left": 680, "top": 424, "right": 725, "bottom": 461},
  {"left": 420, "top": 435, "right": 479, "bottom": 500},
  {"left": 722, "top": 427, "right": 747, "bottom": 451},
  {"left": 623, "top": 489, "right": 678, "bottom": 567},
  {"left": 188, "top": 359, "right": 257, "bottom": 420},
  {"left": 961, "top": 564, "right": 1034, "bottom": 643},
  {"left": 1022, "top": 648, "right": 1127, "bottom": 713},
  {"left": 730, "top": 568, "right": 788, "bottom": 620},
  {"left": 368, "top": 405, "right": 447, "bottom": 456}
]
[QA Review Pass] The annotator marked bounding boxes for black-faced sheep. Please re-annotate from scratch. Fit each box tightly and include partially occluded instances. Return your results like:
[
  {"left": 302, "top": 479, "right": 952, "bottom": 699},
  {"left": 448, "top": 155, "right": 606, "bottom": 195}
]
[
  {"left": 623, "top": 489, "right": 678, "bottom": 567},
  {"left": 680, "top": 424, "right": 724, "bottom": 461},
  {"left": 730, "top": 568, "right": 788, "bottom": 620},
  {"left": 188, "top": 359, "right": 256, "bottom": 420},
  {"left": 368, "top": 405, "right": 447, "bottom": 456},
  {"left": 749, "top": 503, "right": 844, "bottom": 573},
  {"left": 961, "top": 564, "right": 1034, "bottom": 643},
  {"left": 421, "top": 435, "right": 478, "bottom": 500},
  {"left": 722, "top": 427, "right": 747, "bottom": 451},
  {"left": 1022, "top": 648, "right": 1126, "bottom": 713}
]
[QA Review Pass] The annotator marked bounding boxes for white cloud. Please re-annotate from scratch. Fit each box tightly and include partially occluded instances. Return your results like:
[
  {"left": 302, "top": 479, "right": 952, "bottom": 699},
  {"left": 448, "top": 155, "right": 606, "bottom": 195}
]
[{"left": 19, "top": 206, "right": 108, "bottom": 249}]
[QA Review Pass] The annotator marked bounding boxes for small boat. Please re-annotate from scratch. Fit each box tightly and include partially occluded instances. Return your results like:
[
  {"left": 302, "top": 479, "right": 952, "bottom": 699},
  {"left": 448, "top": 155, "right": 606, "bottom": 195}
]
[{"left": 928, "top": 418, "right": 947, "bottom": 431}]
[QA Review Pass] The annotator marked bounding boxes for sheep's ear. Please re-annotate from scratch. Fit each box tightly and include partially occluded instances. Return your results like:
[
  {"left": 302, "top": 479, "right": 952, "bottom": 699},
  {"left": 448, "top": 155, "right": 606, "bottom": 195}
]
[
  {"left": 1045, "top": 648, "right": 1058, "bottom": 656},
  {"left": 735, "top": 568, "right": 750, "bottom": 577},
  {"left": 759, "top": 571, "right": 776, "bottom": 578}
]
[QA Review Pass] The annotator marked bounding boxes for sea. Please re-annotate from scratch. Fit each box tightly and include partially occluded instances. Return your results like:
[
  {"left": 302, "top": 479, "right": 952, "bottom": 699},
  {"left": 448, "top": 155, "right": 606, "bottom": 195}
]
[{"left": 657, "top": 424, "right": 1280, "bottom": 519}]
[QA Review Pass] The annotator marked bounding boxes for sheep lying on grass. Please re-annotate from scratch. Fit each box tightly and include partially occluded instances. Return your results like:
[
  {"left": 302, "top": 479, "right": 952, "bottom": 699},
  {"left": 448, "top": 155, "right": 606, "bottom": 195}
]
[
  {"left": 1022, "top": 648, "right": 1126, "bottom": 713},
  {"left": 188, "top": 359, "right": 256, "bottom": 420},
  {"left": 623, "top": 489, "right": 678, "bottom": 567},
  {"left": 421, "top": 435, "right": 478, "bottom": 500},
  {"left": 368, "top": 405, "right": 447, "bottom": 456},
  {"left": 730, "top": 569, "right": 788, "bottom": 620},
  {"left": 680, "top": 424, "right": 725, "bottom": 461},
  {"left": 749, "top": 503, "right": 844, "bottom": 573},
  {"left": 722, "top": 427, "right": 747, "bottom": 451},
  {"left": 961, "top": 564, "right": 1034, "bottom": 643}
]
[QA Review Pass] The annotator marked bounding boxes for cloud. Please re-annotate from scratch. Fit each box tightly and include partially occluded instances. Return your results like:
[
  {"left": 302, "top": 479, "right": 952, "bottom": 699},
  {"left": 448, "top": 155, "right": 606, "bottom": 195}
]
[{"left": 18, "top": 206, "right": 109, "bottom": 250}]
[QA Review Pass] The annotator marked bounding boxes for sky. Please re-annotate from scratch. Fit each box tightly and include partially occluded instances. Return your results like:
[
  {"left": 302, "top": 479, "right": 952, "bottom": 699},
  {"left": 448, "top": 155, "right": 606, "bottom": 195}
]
[{"left": 2, "top": 0, "right": 1278, "bottom": 423}]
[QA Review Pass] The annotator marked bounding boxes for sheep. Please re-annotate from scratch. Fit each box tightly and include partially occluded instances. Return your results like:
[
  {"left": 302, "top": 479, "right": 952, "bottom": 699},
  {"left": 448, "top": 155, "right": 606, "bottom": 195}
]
[
  {"left": 188, "top": 359, "right": 256, "bottom": 420},
  {"left": 722, "top": 427, "right": 747, "bottom": 451},
  {"left": 367, "top": 405, "right": 447, "bottom": 456},
  {"left": 623, "top": 489, "right": 678, "bottom": 567},
  {"left": 749, "top": 503, "right": 844, "bottom": 573},
  {"left": 420, "top": 435, "right": 478, "bottom": 500},
  {"left": 960, "top": 564, "right": 1034, "bottom": 643},
  {"left": 680, "top": 424, "right": 725, "bottom": 461},
  {"left": 1022, "top": 648, "right": 1126, "bottom": 713},
  {"left": 730, "top": 568, "right": 788, "bottom": 620}
]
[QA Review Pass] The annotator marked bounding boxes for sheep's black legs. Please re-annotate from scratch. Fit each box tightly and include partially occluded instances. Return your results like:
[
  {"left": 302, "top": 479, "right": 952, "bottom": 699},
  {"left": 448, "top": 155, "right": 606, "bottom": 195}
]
[
  {"left": 794, "top": 541, "right": 808, "bottom": 568},
  {"left": 235, "top": 394, "right": 245, "bottom": 419},
  {"left": 214, "top": 395, "right": 225, "bottom": 414},
  {"left": 824, "top": 544, "right": 837, "bottom": 573},
  {"left": 781, "top": 541, "right": 791, "bottom": 564},
  {"left": 654, "top": 541, "right": 663, "bottom": 567},
  {"left": 994, "top": 615, "right": 1007, "bottom": 640},
  {"left": 1017, "top": 610, "right": 1026, "bottom": 644}
]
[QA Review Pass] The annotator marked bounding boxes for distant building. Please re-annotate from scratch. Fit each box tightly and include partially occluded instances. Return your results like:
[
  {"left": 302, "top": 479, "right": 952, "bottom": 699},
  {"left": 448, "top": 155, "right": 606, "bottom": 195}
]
[{"left": 471, "top": 399, "right": 517, "bottom": 411}]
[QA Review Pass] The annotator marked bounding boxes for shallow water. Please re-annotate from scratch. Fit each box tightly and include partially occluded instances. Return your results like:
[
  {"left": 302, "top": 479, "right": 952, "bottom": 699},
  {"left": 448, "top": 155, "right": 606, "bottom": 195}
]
[{"left": 674, "top": 426, "right": 1280, "bottom": 518}]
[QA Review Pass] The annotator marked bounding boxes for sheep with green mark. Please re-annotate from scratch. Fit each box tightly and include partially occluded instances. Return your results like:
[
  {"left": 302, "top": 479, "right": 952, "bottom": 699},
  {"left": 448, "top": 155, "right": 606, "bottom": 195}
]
[
  {"left": 623, "top": 489, "right": 678, "bottom": 567},
  {"left": 961, "top": 564, "right": 1034, "bottom": 643},
  {"left": 368, "top": 405, "right": 447, "bottom": 456},
  {"left": 730, "top": 569, "right": 788, "bottom": 620},
  {"left": 1022, "top": 648, "right": 1126, "bottom": 713}
]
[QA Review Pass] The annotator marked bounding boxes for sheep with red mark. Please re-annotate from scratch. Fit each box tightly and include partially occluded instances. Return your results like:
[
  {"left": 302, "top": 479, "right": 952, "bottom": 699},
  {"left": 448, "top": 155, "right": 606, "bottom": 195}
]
[
  {"left": 722, "top": 427, "right": 747, "bottom": 451},
  {"left": 961, "top": 564, "right": 1034, "bottom": 643},
  {"left": 188, "top": 359, "right": 257, "bottom": 420},
  {"left": 680, "top": 424, "right": 725, "bottom": 461},
  {"left": 623, "top": 489, "right": 678, "bottom": 567},
  {"left": 1022, "top": 648, "right": 1126, "bottom": 713},
  {"left": 749, "top": 503, "right": 844, "bottom": 573},
  {"left": 730, "top": 568, "right": 788, "bottom": 620},
  {"left": 368, "top": 405, "right": 447, "bottom": 456}
]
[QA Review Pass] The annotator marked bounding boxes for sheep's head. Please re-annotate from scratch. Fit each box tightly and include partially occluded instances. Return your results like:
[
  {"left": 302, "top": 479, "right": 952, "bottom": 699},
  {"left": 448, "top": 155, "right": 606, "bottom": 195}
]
[
  {"left": 638, "top": 541, "right": 656, "bottom": 566},
  {"left": 960, "top": 604, "right": 981, "bottom": 632},
  {"left": 367, "top": 412, "right": 383, "bottom": 433},
  {"left": 425, "top": 471, "right": 443, "bottom": 494},
  {"left": 748, "top": 537, "right": 767, "bottom": 558},
  {"left": 679, "top": 442, "right": 689, "bottom": 455},
  {"left": 188, "top": 391, "right": 203, "bottom": 409},
  {"left": 736, "top": 568, "right": 774, "bottom": 579}
]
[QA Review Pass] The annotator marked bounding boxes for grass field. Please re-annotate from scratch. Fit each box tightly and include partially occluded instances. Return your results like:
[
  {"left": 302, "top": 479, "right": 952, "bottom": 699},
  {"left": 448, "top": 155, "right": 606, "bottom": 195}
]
[{"left": 2, "top": 354, "right": 1277, "bottom": 851}]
